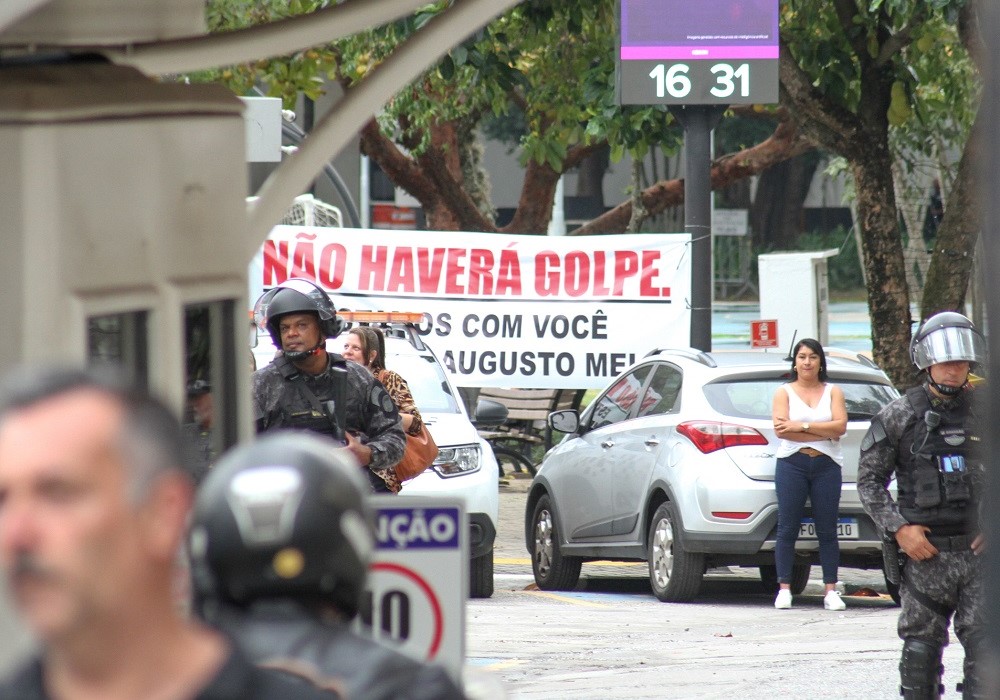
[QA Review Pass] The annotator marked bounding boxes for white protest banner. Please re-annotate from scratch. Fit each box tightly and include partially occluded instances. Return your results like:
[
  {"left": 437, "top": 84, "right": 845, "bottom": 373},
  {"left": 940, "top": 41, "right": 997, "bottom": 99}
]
[{"left": 249, "top": 227, "right": 691, "bottom": 389}]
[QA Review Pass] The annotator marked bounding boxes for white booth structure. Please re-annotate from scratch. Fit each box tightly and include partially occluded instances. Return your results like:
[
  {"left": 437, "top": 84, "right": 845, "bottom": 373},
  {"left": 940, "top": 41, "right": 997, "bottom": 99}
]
[{"left": 758, "top": 249, "right": 838, "bottom": 350}]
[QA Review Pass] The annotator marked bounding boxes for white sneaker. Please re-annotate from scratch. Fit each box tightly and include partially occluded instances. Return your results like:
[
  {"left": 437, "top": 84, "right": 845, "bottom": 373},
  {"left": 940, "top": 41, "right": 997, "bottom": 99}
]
[
  {"left": 824, "top": 590, "right": 846, "bottom": 611},
  {"left": 774, "top": 589, "right": 792, "bottom": 609}
]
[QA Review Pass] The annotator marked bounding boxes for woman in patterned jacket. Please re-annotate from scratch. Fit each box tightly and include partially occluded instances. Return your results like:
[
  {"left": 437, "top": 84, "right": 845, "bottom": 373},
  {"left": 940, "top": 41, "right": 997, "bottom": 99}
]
[{"left": 342, "top": 327, "right": 423, "bottom": 435}]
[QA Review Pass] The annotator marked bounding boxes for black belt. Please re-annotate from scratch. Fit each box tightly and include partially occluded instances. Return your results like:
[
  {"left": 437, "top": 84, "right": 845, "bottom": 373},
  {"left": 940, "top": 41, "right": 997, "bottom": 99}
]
[{"left": 925, "top": 533, "right": 975, "bottom": 552}]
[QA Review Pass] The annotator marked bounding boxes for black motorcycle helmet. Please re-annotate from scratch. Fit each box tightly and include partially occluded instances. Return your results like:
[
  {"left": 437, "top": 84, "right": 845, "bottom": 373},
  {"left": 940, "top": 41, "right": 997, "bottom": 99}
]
[
  {"left": 252, "top": 278, "right": 344, "bottom": 359},
  {"left": 188, "top": 432, "right": 374, "bottom": 619},
  {"left": 909, "top": 311, "right": 986, "bottom": 396}
]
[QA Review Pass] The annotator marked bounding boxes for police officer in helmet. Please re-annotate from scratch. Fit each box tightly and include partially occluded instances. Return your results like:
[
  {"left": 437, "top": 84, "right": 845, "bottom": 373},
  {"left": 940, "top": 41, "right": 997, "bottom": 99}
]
[
  {"left": 858, "top": 311, "right": 987, "bottom": 699},
  {"left": 188, "top": 433, "right": 465, "bottom": 700},
  {"left": 251, "top": 279, "right": 405, "bottom": 492}
]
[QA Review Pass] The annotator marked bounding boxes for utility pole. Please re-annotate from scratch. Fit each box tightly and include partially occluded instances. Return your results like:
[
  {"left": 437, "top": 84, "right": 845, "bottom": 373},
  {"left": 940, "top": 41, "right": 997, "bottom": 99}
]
[{"left": 670, "top": 105, "right": 725, "bottom": 351}]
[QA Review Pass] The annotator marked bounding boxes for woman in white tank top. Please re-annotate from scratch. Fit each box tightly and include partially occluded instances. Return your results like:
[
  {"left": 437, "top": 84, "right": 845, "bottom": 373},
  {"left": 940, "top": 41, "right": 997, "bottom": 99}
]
[{"left": 770, "top": 338, "right": 848, "bottom": 611}]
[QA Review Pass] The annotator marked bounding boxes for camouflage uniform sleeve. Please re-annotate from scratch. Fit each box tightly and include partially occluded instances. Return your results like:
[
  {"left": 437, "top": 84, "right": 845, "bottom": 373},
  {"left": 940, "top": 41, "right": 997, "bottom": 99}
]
[
  {"left": 348, "top": 364, "right": 406, "bottom": 469},
  {"left": 250, "top": 368, "right": 275, "bottom": 433},
  {"left": 857, "top": 395, "right": 912, "bottom": 534}
]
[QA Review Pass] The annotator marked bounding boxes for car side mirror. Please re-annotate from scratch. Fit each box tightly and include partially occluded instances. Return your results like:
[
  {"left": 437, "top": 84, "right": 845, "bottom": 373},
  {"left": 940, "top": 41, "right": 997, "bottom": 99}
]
[
  {"left": 474, "top": 398, "right": 508, "bottom": 428},
  {"left": 548, "top": 409, "right": 580, "bottom": 435}
]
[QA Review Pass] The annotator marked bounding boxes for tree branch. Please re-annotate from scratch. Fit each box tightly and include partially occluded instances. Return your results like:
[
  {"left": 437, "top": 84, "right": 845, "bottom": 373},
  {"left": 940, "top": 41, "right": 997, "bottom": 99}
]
[
  {"left": 874, "top": 7, "right": 925, "bottom": 68},
  {"left": 502, "top": 158, "right": 561, "bottom": 234},
  {"left": 833, "top": 0, "right": 870, "bottom": 64},
  {"left": 570, "top": 116, "right": 815, "bottom": 236},
  {"left": 564, "top": 140, "right": 609, "bottom": 171},
  {"left": 779, "top": 39, "right": 862, "bottom": 158},
  {"left": 415, "top": 127, "right": 497, "bottom": 232},
  {"left": 358, "top": 119, "right": 440, "bottom": 206}
]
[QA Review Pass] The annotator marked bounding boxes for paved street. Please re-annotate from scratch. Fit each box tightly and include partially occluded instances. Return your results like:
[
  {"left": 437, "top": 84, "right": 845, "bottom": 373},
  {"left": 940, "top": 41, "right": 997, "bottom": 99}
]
[{"left": 465, "top": 478, "right": 969, "bottom": 699}]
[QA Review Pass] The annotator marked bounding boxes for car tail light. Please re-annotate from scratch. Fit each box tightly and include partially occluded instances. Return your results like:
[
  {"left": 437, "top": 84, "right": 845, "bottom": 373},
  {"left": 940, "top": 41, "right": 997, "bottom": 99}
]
[{"left": 677, "top": 421, "right": 768, "bottom": 454}]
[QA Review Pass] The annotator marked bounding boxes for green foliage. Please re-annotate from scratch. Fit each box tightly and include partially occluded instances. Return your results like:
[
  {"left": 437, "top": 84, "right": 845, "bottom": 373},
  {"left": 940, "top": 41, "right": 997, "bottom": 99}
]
[
  {"left": 195, "top": 0, "right": 687, "bottom": 167},
  {"left": 781, "top": 0, "right": 976, "bottom": 164},
  {"left": 889, "top": 16, "right": 977, "bottom": 190},
  {"left": 190, "top": 0, "right": 977, "bottom": 265},
  {"left": 714, "top": 115, "right": 776, "bottom": 156},
  {"left": 189, "top": 0, "right": 337, "bottom": 106}
]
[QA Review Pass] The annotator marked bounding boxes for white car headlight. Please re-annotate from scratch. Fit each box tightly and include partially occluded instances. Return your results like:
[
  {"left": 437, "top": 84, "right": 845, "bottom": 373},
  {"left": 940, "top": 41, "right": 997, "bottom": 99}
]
[{"left": 431, "top": 444, "right": 481, "bottom": 477}]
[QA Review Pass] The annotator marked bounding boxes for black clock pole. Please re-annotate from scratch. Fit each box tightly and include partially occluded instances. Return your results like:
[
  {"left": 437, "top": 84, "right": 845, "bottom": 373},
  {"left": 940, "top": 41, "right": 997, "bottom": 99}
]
[{"left": 668, "top": 104, "right": 725, "bottom": 352}]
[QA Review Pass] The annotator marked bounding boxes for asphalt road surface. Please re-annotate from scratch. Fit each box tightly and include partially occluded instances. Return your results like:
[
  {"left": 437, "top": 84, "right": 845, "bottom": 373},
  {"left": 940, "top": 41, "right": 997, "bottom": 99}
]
[{"left": 465, "top": 477, "right": 970, "bottom": 699}]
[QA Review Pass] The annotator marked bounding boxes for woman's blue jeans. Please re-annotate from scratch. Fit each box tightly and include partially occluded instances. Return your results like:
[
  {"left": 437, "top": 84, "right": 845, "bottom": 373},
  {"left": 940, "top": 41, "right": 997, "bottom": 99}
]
[{"left": 774, "top": 451, "right": 843, "bottom": 585}]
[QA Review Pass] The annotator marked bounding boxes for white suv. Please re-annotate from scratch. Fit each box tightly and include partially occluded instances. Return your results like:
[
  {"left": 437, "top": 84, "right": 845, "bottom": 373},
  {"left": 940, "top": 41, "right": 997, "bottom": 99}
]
[{"left": 252, "top": 326, "right": 501, "bottom": 598}]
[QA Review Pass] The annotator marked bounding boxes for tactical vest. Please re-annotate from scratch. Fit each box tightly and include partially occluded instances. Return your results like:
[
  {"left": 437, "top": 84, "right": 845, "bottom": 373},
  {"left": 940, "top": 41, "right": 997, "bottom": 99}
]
[
  {"left": 272, "top": 355, "right": 347, "bottom": 442},
  {"left": 896, "top": 386, "right": 979, "bottom": 531}
]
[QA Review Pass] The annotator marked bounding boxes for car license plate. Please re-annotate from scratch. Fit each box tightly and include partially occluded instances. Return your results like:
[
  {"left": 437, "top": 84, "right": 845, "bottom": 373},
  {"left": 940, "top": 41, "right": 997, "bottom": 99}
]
[{"left": 799, "top": 518, "right": 858, "bottom": 540}]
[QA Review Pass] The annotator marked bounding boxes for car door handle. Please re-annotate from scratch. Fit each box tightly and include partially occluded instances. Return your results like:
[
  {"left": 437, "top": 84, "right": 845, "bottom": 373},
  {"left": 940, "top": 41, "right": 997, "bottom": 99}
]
[
  {"left": 600, "top": 440, "right": 615, "bottom": 449},
  {"left": 644, "top": 437, "right": 660, "bottom": 447}
]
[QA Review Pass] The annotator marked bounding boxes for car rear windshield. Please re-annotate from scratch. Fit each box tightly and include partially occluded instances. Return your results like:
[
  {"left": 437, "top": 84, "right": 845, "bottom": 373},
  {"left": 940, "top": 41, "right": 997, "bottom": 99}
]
[
  {"left": 702, "top": 379, "right": 898, "bottom": 421},
  {"left": 389, "top": 353, "right": 462, "bottom": 414}
]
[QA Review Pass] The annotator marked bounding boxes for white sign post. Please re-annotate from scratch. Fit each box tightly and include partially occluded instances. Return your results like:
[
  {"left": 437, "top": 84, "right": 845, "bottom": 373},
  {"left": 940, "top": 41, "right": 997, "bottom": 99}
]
[{"left": 353, "top": 496, "right": 467, "bottom": 683}]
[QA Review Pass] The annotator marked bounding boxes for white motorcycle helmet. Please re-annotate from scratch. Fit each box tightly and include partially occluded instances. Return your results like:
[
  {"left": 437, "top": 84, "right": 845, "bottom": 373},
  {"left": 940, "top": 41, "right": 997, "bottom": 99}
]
[{"left": 910, "top": 311, "right": 986, "bottom": 395}]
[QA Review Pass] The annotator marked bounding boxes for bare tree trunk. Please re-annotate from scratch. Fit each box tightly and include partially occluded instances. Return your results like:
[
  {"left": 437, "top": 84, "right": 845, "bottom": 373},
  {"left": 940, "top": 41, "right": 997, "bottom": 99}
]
[
  {"left": 574, "top": 144, "right": 609, "bottom": 205},
  {"left": 849, "top": 203, "right": 866, "bottom": 287},
  {"left": 919, "top": 108, "right": 983, "bottom": 319},
  {"left": 749, "top": 153, "right": 817, "bottom": 249},
  {"left": 854, "top": 148, "right": 916, "bottom": 389},
  {"left": 502, "top": 160, "right": 560, "bottom": 234},
  {"left": 626, "top": 157, "right": 647, "bottom": 233},
  {"left": 778, "top": 32, "right": 922, "bottom": 390},
  {"left": 893, "top": 161, "right": 931, "bottom": 304}
]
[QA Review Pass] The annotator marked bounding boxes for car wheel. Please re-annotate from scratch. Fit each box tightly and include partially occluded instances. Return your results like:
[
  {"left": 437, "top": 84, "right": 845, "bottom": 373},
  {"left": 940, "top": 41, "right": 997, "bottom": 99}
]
[
  {"left": 759, "top": 563, "right": 811, "bottom": 595},
  {"left": 469, "top": 550, "right": 494, "bottom": 599},
  {"left": 530, "top": 495, "right": 581, "bottom": 590},
  {"left": 647, "top": 502, "right": 704, "bottom": 602}
]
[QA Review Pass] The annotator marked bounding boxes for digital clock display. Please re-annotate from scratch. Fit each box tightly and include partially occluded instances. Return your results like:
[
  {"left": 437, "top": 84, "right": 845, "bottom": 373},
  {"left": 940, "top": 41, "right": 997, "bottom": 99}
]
[{"left": 617, "top": 0, "right": 779, "bottom": 106}]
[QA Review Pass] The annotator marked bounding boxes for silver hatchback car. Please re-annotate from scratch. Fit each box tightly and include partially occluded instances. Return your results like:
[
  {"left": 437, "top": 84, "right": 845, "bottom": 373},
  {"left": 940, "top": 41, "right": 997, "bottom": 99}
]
[{"left": 524, "top": 348, "right": 899, "bottom": 602}]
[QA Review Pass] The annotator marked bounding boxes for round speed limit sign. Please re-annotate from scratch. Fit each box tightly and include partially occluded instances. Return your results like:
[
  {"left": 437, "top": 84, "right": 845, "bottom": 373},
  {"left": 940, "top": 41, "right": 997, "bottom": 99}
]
[{"left": 362, "top": 561, "right": 445, "bottom": 659}]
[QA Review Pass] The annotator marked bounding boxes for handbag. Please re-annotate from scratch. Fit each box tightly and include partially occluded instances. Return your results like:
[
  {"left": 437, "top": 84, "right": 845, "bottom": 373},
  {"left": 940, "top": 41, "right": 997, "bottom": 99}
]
[{"left": 395, "top": 424, "right": 439, "bottom": 481}]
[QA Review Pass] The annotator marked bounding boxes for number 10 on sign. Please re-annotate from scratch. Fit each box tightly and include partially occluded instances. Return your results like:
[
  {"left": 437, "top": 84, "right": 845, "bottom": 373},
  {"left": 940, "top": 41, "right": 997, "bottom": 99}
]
[{"left": 649, "top": 62, "right": 750, "bottom": 99}]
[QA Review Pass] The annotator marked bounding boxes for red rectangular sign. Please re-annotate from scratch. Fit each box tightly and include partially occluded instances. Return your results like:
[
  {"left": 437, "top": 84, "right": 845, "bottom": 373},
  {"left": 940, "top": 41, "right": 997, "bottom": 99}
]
[
  {"left": 751, "top": 319, "right": 778, "bottom": 348},
  {"left": 372, "top": 203, "right": 417, "bottom": 230}
]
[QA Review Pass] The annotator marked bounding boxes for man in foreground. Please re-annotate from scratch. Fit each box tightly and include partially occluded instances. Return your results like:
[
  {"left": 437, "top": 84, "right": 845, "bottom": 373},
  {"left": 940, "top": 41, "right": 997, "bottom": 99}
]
[
  {"left": 858, "top": 312, "right": 987, "bottom": 699},
  {"left": 0, "top": 368, "right": 331, "bottom": 699},
  {"left": 189, "top": 432, "right": 465, "bottom": 699}
]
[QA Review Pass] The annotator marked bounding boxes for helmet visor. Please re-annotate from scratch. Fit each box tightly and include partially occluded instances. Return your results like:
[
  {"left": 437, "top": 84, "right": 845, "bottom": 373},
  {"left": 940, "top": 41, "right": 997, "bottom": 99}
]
[
  {"left": 252, "top": 280, "right": 335, "bottom": 333},
  {"left": 252, "top": 288, "right": 279, "bottom": 333},
  {"left": 912, "top": 326, "right": 986, "bottom": 370}
]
